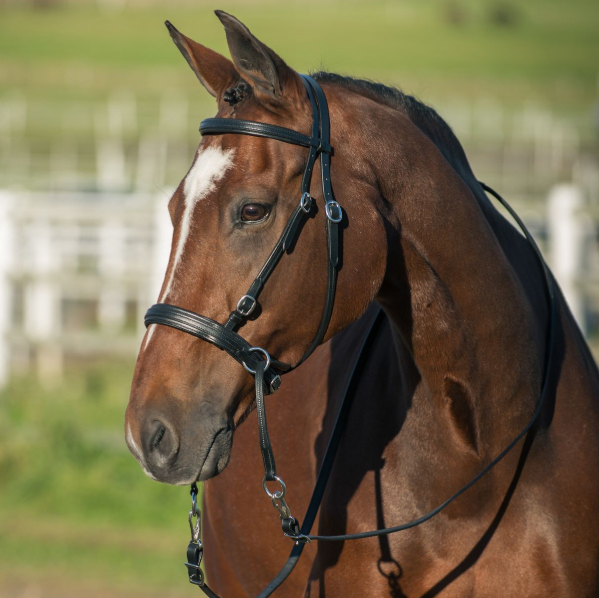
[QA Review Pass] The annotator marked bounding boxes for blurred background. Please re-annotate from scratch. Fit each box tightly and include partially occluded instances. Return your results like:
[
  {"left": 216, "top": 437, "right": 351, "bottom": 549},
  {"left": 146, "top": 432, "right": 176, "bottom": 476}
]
[{"left": 0, "top": 0, "right": 598, "bottom": 596}]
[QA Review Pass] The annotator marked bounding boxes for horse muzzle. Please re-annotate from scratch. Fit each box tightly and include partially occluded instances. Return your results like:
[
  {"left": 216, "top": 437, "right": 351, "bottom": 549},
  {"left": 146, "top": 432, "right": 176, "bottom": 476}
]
[{"left": 126, "top": 404, "right": 233, "bottom": 485}]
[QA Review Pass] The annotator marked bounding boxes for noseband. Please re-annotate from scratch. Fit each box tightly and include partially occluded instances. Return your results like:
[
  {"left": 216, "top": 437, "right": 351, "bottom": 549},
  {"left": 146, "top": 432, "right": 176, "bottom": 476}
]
[{"left": 142, "top": 75, "right": 556, "bottom": 598}]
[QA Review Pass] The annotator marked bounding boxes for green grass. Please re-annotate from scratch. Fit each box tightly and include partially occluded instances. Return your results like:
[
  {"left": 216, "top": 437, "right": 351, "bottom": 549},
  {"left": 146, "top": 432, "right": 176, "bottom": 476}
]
[
  {"left": 0, "top": 0, "right": 597, "bottom": 109},
  {"left": 2, "top": 0, "right": 596, "bottom": 192},
  {"left": 0, "top": 361, "right": 194, "bottom": 596}
]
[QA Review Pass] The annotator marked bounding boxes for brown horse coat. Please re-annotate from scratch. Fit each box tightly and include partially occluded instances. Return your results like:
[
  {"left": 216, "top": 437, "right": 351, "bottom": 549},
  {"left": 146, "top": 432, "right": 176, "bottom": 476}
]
[{"left": 126, "top": 11, "right": 599, "bottom": 597}]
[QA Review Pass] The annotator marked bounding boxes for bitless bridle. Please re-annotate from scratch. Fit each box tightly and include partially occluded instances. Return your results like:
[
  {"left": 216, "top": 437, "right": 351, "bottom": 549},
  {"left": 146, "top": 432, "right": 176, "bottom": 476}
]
[{"left": 144, "top": 75, "right": 556, "bottom": 598}]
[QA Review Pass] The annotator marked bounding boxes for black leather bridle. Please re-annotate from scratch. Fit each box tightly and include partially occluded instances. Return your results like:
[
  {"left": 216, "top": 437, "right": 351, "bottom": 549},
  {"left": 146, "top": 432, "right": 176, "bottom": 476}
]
[
  {"left": 145, "top": 75, "right": 340, "bottom": 396},
  {"left": 142, "top": 75, "right": 556, "bottom": 598}
]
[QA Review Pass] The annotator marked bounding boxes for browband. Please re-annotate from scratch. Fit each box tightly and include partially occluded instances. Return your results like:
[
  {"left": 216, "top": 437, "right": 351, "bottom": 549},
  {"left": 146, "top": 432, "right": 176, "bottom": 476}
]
[{"left": 199, "top": 118, "right": 333, "bottom": 155}]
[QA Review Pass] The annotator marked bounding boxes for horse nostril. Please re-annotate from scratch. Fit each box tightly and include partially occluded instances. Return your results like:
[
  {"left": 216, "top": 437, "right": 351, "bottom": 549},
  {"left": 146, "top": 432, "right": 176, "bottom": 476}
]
[
  {"left": 145, "top": 419, "right": 179, "bottom": 466},
  {"left": 151, "top": 425, "right": 166, "bottom": 448}
]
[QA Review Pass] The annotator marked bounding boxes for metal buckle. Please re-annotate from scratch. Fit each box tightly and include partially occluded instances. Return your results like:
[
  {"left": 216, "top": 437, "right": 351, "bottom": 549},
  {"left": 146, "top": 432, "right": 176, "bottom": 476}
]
[
  {"left": 325, "top": 201, "right": 342, "bottom": 223},
  {"left": 242, "top": 347, "right": 271, "bottom": 375},
  {"left": 300, "top": 192, "right": 312, "bottom": 213},
  {"left": 269, "top": 374, "right": 282, "bottom": 394},
  {"left": 236, "top": 294, "right": 257, "bottom": 317}
]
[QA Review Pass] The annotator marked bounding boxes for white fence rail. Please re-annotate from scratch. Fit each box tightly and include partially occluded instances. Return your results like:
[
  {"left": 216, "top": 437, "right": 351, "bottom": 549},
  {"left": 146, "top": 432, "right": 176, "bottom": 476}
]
[
  {"left": 0, "top": 181, "right": 598, "bottom": 387},
  {"left": 0, "top": 190, "right": 171, "bottom": 386},
  {"left": 0, "top": 91, "right": 595, "bottom": 195},
  {"left": 1, "top": 90, "right": 598, "bottom": 386}
]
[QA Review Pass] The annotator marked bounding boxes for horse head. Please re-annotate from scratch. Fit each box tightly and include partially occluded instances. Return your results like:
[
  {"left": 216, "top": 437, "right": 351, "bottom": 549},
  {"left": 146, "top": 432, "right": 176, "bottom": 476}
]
[{"left": 125, "top": 12, "right": 386, "bottom": 485}]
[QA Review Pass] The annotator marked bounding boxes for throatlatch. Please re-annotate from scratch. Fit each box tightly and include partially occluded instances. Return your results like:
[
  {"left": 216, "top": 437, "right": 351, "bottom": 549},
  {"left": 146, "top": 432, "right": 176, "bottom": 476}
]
[{"left": 144, "top": 73, "right": 556, "bottom": 598}]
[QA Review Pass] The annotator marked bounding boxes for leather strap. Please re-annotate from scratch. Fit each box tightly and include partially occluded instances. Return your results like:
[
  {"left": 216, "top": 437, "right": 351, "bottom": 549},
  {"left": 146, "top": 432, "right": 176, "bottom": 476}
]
[
  {"left": 200, "top": 118, "right": 332, "bottom": 155},
  {"left": 144, "top": 304, "right": 287, "bottom": 394},
  {"left": 292, "top": 76, "right": 340, "bottom": 367},
  {"left": 223, "top": 201, "right": 311, "bottom": 332},
  {"left": 288, "top": 183, "right": 556, "bottom": 543},
  {"left": 250, "top": 307, "right": 387, "bottom": 598},
  {"left": 255, "top": 361, "right": 277, "bottom": 481},
  {"left": 300, "top": 79, "right": 320, "bottom": 195},
  {"left": 223, "top": 75, "right": 334, "bottom": 352}
]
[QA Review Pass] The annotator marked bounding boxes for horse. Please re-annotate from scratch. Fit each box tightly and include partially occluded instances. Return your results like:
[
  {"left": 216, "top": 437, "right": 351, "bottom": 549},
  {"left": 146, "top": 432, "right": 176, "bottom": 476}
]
[{"left": 125, "top": 10, "right": 599, "bottom": 597}]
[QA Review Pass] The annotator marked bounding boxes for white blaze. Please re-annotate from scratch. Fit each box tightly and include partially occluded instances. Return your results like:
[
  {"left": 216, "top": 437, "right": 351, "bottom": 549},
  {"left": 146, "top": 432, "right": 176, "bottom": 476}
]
[{"left": 159, "top": 146, "right": 235, "bottom": 303}]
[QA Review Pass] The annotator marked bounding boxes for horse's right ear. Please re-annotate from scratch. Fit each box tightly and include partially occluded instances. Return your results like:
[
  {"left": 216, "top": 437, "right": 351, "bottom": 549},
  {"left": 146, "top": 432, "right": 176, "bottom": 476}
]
[
  {"left": 165, "top": 21, "right": 240, "bottom": 100},
  {"left": 214, "top": 11, "right": 304, "bottom": 106}
]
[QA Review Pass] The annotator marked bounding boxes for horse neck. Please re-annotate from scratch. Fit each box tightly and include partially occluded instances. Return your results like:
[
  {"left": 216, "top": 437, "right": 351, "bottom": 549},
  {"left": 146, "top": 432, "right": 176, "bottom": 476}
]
[{"left": 344, "top": 99, "right": 546, "bottom": 456}]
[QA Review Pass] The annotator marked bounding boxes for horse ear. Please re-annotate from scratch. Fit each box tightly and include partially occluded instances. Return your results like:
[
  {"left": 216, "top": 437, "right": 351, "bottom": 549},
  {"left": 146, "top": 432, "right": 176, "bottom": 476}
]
[
  {"left": 214, "top": 10, "right": 303, "bottom": 103},
  {"left": 165, "top": 21, "right": 240, "bottom": 100}
]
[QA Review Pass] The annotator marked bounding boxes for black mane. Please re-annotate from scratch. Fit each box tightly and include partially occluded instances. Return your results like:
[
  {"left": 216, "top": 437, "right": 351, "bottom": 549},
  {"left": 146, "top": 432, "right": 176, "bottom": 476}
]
[
  {"left": 311, "top": 71, "right": 477, "bottom": 186},
  {"left": 312, "top": 72, "right": 448, "bottom": 134}
]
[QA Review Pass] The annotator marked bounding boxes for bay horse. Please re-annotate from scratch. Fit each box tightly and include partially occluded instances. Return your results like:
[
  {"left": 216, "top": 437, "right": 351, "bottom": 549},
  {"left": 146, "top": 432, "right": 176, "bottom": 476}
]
[{"left": 125, "top": 11, "right": 599, "bottom": 597}]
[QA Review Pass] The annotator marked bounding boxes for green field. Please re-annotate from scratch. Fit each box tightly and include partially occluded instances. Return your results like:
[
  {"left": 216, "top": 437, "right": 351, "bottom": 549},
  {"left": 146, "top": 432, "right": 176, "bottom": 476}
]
[
  {"left": 1, "top": 1, "right": 598, "bottom": 595},
  {"left": 0, "top": 360, "right": 195, "bottom": 596},
  {"left": 1, "top": 0, "right": 598, "bottom": 109}
]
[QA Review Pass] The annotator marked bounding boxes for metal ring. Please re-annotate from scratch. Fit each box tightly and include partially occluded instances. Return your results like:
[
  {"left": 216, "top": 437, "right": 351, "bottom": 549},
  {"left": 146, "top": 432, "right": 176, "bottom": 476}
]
[
  {"left": 242, "top": 347, "right": 271, "bottom": 375},
  {"left": 325, "top": 201, "right": 342, "bottom": 223},
  {"left": 236, "top": 294, "right": 257, "bottom": 317},
  {"left": 300, "top": 192, "right": 312, "bottom": 213},
  {"left": 262, "top": 475, "right": 286, "bottom": 499}
]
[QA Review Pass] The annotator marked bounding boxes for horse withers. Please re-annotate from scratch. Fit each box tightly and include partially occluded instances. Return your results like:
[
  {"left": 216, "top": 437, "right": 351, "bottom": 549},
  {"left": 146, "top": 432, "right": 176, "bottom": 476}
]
[{"left": 125, "top": 11, "right": 599, "bottom": 597}]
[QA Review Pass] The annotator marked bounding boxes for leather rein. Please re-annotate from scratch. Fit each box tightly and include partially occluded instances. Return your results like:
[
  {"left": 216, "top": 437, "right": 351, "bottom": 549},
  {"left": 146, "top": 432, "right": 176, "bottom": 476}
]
[{"left": 143, "top": 75, "right": 556, "bottom": 597}]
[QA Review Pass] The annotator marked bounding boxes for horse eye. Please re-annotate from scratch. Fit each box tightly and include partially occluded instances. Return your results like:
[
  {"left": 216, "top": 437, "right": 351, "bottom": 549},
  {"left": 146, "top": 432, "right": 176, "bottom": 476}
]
[{"left": 241, "top": 204, "right": 268, "bottom": 222}]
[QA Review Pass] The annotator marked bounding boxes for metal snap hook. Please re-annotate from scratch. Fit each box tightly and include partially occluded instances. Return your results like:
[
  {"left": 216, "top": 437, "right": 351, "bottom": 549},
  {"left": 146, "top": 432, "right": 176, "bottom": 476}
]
[
  {"left": 242, "top": 347, "right": 271, "bottom": 375},
  {"left": 189, "top": 508, "right": 202, "bottom": 543}
]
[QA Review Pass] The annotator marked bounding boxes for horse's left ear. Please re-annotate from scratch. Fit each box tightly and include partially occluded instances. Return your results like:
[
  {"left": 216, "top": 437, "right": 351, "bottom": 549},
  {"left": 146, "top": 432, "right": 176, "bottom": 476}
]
[
  {"left": 215, "top": 10, "right": 304, "bottom": 104},
  {"left": 165, "top": 20, "right": 240, "bottom": 101}
]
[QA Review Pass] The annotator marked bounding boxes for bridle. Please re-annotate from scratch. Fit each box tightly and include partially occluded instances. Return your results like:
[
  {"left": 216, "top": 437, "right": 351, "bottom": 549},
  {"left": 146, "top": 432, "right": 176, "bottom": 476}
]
[
  {"left": 143, "top": 75, "right": 556, "bottom": 598},
  {"left": 145, "top": 74, "right": 340, "bottom": 396}
]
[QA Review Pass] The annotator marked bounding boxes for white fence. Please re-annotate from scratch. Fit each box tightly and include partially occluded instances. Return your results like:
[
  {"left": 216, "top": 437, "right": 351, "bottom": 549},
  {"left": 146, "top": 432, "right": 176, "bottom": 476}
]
[
  {"left": 0, "top": 181, "right": 598, "bottom": 388},
  {"left": 0, "top": 189, "right": 171, "bottom": 385},
  {"left": 0, "top": 90, "right": 598, "bottom": 385},
  {"left": 0, "top": 90, "right": 595, "bottom": 196}
]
